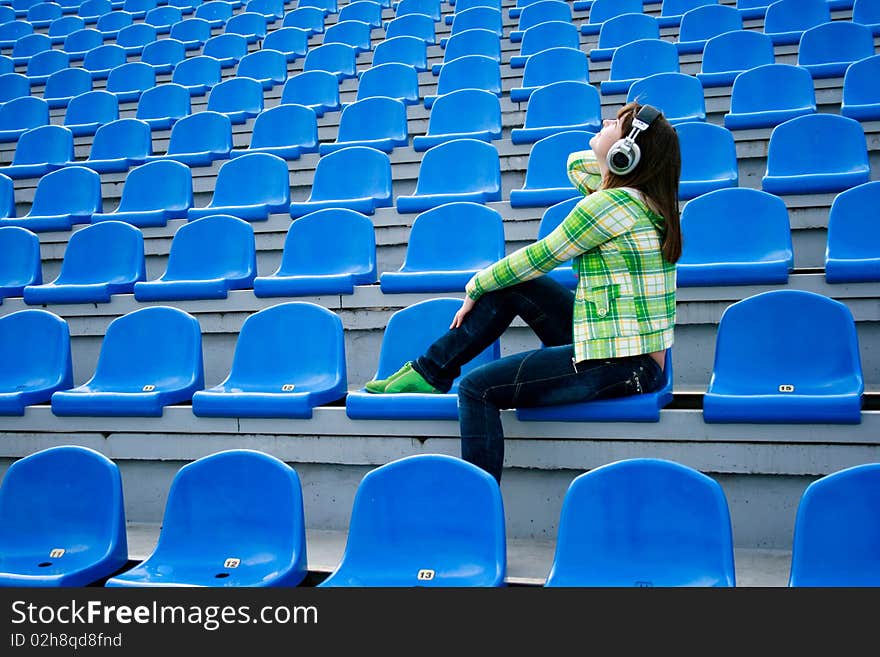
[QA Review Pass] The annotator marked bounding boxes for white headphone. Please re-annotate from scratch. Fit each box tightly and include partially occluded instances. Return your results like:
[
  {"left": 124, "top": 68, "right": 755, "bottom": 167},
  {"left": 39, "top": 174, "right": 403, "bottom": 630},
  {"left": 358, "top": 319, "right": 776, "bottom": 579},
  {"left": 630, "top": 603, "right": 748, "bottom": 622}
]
[{"left": 606, "top": 104, "right": 662, "bottom": 176}]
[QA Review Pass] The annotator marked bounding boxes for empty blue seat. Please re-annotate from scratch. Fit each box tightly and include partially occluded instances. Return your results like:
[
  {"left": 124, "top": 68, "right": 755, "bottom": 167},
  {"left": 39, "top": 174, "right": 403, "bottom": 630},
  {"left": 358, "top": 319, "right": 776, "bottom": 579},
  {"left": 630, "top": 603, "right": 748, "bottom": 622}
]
[
  {"left": 23, "top": 221, "right": 145, "bottom": 304},
  {"left": 27, "top": 1, "right": 62, "bottom": 27},
  {"left": 386, "top": 13, "right": 436, "bottom": 44},
  {"left": 61, "top": 27, "right": 103, "bottom": 60},
  {"left": 280, "top": 70, "right": 341, "bottom": 116},
  {"left": 724, "top": 64, "right": 816, "bottom": 130},
  {"left": 282, "top": 5, "right": 324, "bottom": 34},
  {"left": 192, "top": 303, "right": 347, "bottom": 418},
  {"left": 0, "top": 124, "right": 73, "bottom": 180},
  {"left": 676, "top": 188, "right": 792, "bottom": 286},
  {"left": 77, "top": 117, "right": 151, "bottom": 174},
  {"left": 339, "top": 0, "right": 382, "bottom": 26},
  {"left": 0, "top": 96, "right": 48, "bottom": 143},
  {"left": 379, "top": 202, "right": 505, "bottom": 293},
  {"left": 206, "top": 76, "right": 264, "bottom": 124},
  {"left": 511, "top": 81, "right": 602, "bottom": 144},
  {"left": 254, "top": 208, "right": 376, "bottom": 296},
  {"left": 510, "top": 20, "right": 578, "bottom": 68},
  {"left": 0, "top": 18, "right": 31, "bottom": 47},
  {"left": 78, "top": 0, "right": 112, "bottom": 22},
  {"left": 323, "top": 18, "right": 373, "bottom": 52},
  {"left": 303, "top": 42, "right": 358, "bottom": 80},
  {"left": 853, "top": 0, "right": 880, "bottom": 34},
  {"left": 590, "top": 12, "right": 658, "bottom": 63},
  {"left": 195, "top": 0, "right": 232, "bottom": 26},
  {"left": 203, "top": 33, "right": 248, "bottom": 68},
  {"left": 798, "top": 21, "right": 874, "bottom": 79},
  {"left": 788, "top": 463, "right": 880, "bottom": 587},
  {"left": 144, "top": 110, "right": 232, "bottom": 167},
  {"left": 320, "top": 454, "right": 506, "bottom": 587},
  {"left": 675, "top": 3, "right": 742, "bottom": 54},
  {"left": 544, "top": 458, "right": 736, "bottom": 587},
  {"left": 136, "top": 82, "right": 191, "bottom": 130},
  {"left": 346, "top": 298, "right": 500, "bottom": 419},
  {"left": 145, "top": 5, "right": 183, "bottom": 32},
  {"left": 600, "top": 38, "right": 680, "bottom": 96},
  {"left": 373, "top": 34, "right": 428, "bottom": 71},
  {"left": 95, "top": 10, "right": 133, "bottom": 39},
  {"left": 133, "top": 214, "right": 256, "bottom": 300},
  {"left": 443, "top": 6, "right": 502, "bottom": 43},
  {"left": 509, "top": 0, "right": 571, "bottom": 42},
  {"left": 824, "top": 181, "right": 880, "bottom": 283},
  {"left": 116, "top": 22, "right": 157, "bottom": 56},
  {"left": 431, "top": 27, "right": 499, "bottom": 75},
  {"left": 105, "top": 61, "right": 156, "bottom": 103},
  {"left": 355, "top": 61, "right": 420, "bottom": 105},
  {"left": 703, "top": 289, "right": 863, "bottom": 424},
  {"left": 763, "top": 0, "right": 830, "bottom": 45},
  {"left": 231, "top": 103, "right": 317, "bottom": 160},
  {"left": 261, "top": 25, "right": 308, "bottom": 61},
  {"left": 510, "top": 46, "right": 589, "bottom": 103},
  {"left": 321, "top": 96, "right": 408, "bottom": 154},
  {"left": 530, "top": 196, "right": 579, "bottom": 288},
  {"left": 298, "top": 0, "right": 337, "bottom": 14},
  {"left": 580, "top": 0, "right": 642, "bottom": 36},
  {"left": 0, "top": 445, "right": 127, "bottom": 585},
  {"left": 23, "top": 48, "right": 69, "bottom": 86},
  {"left": 105, "top": 450, "right": 307, "bottom": 587},
  {"left": 448, "top": 0, "right": 500, "bottom": 14},
  {"left": 91, "top": 159, "right": 193, "bottom": 228},
  {"left": 246, "top": 0, "right": 284, "bottom": 19},
  {"left": 62, "top": 89, "right": 117, "bottom": 138},
  {"left": 47, "top": 15, "right": 84, "bottom": 44},
  {"left": 10, "top": 32, "right": 50, "bottom": 66},
  {"left": 169, "top": 16, "right": 212, "bottom": 49},
  {"left": 395, "top": 0, "right": 441, "bottom": 20},
  {"left": 676, "top": 121, "right": 738, "bottom": 200},
  {"left": 171, "top": 54, "right": 223, "bottom": 95},
  {"left": 413, "top": 89, "right": 500, "bottom": 151},
  {"left": 657, "top": 0, "right": 716, "bottom": 28},
  {"left": 82, "top": 43, "right": 127, "bottom": 80},
  {"left": 224, "top": 11, "right": 268, "bottom": 42},
  {"left": 140, "top": 37, "right": 187, "bottom": 74},
  {"left": 841, "top": 54, "right": 880, "bottom": 122},
  {"left": 0, "top": 224, "right": 41, "bottom": 303},
  {"left": 0, "top": 166, "right": 102, "bottom": 232},
  {"left": 626, "top": 71, "right": 706, "bottom": 124},
  {"left": 424, "top": 54, "right": 501, "bottom": 108},
  {"left": 510, "top": 130, "right": 592, "bottom": 208},
  {"left": 397, "top": 138, "right": 501, "bottom": 213},
  {"left": 762, "top": 114, "right": 870, "bottom": 195}
]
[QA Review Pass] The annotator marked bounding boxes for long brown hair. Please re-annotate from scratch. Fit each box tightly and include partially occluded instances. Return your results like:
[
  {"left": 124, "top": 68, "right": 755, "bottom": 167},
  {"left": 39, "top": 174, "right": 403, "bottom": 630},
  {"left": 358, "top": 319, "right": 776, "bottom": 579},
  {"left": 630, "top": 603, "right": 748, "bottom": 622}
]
[{"left": 602, "top": 101, "right": 682, "bottom": 264}]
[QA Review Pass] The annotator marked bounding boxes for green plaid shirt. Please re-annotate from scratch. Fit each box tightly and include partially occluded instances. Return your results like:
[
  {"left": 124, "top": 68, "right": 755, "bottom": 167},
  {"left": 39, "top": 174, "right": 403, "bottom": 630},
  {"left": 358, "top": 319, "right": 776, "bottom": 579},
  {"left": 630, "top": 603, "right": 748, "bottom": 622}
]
[{"left": 465, "top": 150, "right": 676, "bottom": 363}]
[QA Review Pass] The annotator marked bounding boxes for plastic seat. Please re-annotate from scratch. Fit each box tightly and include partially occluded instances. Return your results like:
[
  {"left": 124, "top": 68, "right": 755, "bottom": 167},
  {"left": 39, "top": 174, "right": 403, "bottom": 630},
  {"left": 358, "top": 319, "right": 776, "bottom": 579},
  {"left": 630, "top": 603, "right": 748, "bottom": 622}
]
[
  {"left": 0, "top": 166, "right": 102, "bottom": 232},
  {"left": 230, "top": 103, "right": 317, "bottom": 160},
  {"left": 580, "top": 0, "right": 642, "bottom": 36},
  {"left": 0, "top": 124, "right": 73, "bottom": 180},
  {"left": 261, "top": 25, "right": 308, "bottom": 61},
  {"left": 676, "top": 121, "right": 738, "bottom": 200},
  {"left": 397, "top": 138, "right": 501, "bottom": 213},
  {"left": 46, "top": 15, "right": 85, "bottom": 45},
  {"left": 95, "top": 9, "right": 133, "bottom": 39},
  {"left": 195, "top": 0, "right": 232, "bottom": 27},
  {"left": 140, "top": 38, "right": 187, "bottom": 75},
  {"left": 724, "top": 64, "right": 816, "bottom": 130},
  {"left": 282, "top": 6, "right": 324, "bottom": 34},
  {"left": 206, "top": 76, "right": 264, "bottom": 124},
  {"left": 203, "top": 33, "right": 248, "bottom": 67},
  {"left": 144, "top": 5, "right": 182, "bottom": 32},
  {"left": 253, "top": 208, "right": 376, "bottom": 296},
  {"left": 511, "top": 81, "right": 601, "bottom": 145},
  {"left": 703, "top": 289, "right": 864, "bottom": 424},
  {"left": 169, "top": 17, "right": 212, "bottom": 50},
  {"left": 626, "top": 71, "right": 706, "bottom": 124},
  {"left": 133, "top": 214, "right": 256, "bottom": 300},
  {"left": 90, "top": 159, "right": 193, "bottom": 228},
  {"left": 413, "top": 89, "right": 501, "bottom": 151},
  {"left": 345, "top": 298, "right": 500, "bottom": 419},
  {"left": 797, "top": 21, "right": 874, "bottom": 79},
  {"left": 168, "top": 0, "right": 202, "bottom": 14},
  {"left": 430, "top": 27, "right": 499, "bottom": 75},
  {"left": 510, "top": 130, "right": 592, "bottom": 208},
  {"left": 105, "top": 61, "right": 156, "bottom": 103},
  {"left": 11, "top": 33, "right": 51, "bottom": 66},
  {"left": 302, "top": 42, "right": 358, "bottom": 80},
  {"left": 0, "top": 96, "right": 48, "bottom": 143},
  {"left": 509, "top": 0, "right": 571, "bottom": 42},
  {"left": 192, "top": 303, "right": 347, "bottom": 418},
  {"left": 63, "top": 89, "right": 118, "bottom": 137},
  {"left": 144, "top": 110, "right": 232, "bottom": 167},
  {"left": 27, "top": 1, "right": 62, "bottom": 27},
  {"left": 280, "top": 70, "right": 340, "bottom": 117},
  {"left": 675, "top": 4, "right": 742, "bottom": 54},
  {"left": 320, "top": 96, "right": 408, "bottom": 154},
  {"left": 290, "top": 146, "right": 392, "bottom": 216},
  {"left": 510, "top": 46, "right": 589, "bottom": 103},
  {"left": 763, "top": 0, "right": 830, "bottom": 45},
  {"left": 600, "top": 38, "right": 680, "bottom": 96},
  {"left": 425, "top": 53, "right": 501, "bottom": 108},
  {"left": 116, "top": 22, "right": 157, "bottom": 56},
  {"left": 824, "top": 181, "right": 880, "bottom": 283},
  {"left": 61, "top": 27, "right": 103, "bottom": 60},
  {"left": 23, "top": 221, "right": 145, "bottom": 304},
  {"left": 42, "top": 70, "right": 90, "bottom": 113},
  {"left": 841, "top": 54, "right": 880, "bottom": 122},
  {"left": 136, "top": 82, "right": 191, "bottom": 130},
  {"left": 373, "top": 34, "right": 428, "bottom": 71},
  {"left": 395, "top": 0, "right": 441, "bottom": 20},
  {"left": 386, "top": 13, "right": 436, "bottom": 44},
  {"left": 0, "top": 17, "right": 31, "bottom": 47},
  {"left": 324, "top": 18, "right": 373, "bottom": 52},
  {"left": 76, "top": 117, "right": 151, "bottom": 174},
  {"left": 320, "top": 454, "right": 506, "bottom": 587},
  {"left": 656, "top": 0, "right": 716, "bottom": 28},
  {"left": 224, "top": 10, "right": 267, "bottom": 42},
  {"left": 510, "top": 20, "right": 578, "bottom": 68},
  {"left": 853, "top": 0, "right": 880, "bottom": 34},
  {"left": 298, "top": 0, "right": 337, "bottom": 14},
  {"left": 379, "top": 202, "right": 505, "bottom": 293},
  {"left": 544, "top": 458, "right": 736, "bottom": 587},
  {"left": 446, "top": 0, "right": 501, "bottom": 20},
  {"left": 78, "top": 0, "right": 112, "bottom": 22},
  {"left": 590, "top": 13, "right": 659, "bottom": 63},
  {"left": 171, "top": 54, "right": 223, "bottom": 96},
  {"left": 338, "top": 0, "right": 382, "bottom": 26},
  {"left": 0, "top": 225, "right": 41, "bottom": 303},
  {"left": 762, "top": 114, "right": 870, "bottom": 195},
  {"left": 0, "top": 445, "right": 127, "bottom": 585},
  {"left": 443, "top": 6, "right": 502, "bottom": 44},
  {"left": 788, "top": 463, "right": 880, "bottom": 587},
  {"left": 82, "top": 43, "right": 127, "bottom": 80},
  {"left": 22, "top": 48, "right": 68, "bottom": 87},
  {"left": 355, "top": 61, "right": 420, "bottom": 105},
  {"left": 676, "top": 188, "right": 792, "bottom": 286}
]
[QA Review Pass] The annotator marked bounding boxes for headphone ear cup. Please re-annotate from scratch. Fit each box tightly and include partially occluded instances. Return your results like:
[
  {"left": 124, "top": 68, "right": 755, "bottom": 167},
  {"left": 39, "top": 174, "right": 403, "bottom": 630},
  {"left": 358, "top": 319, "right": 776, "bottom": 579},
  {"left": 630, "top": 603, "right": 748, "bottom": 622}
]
[{"left": 607, "top": 140, "right": 640, "bottom": 176}]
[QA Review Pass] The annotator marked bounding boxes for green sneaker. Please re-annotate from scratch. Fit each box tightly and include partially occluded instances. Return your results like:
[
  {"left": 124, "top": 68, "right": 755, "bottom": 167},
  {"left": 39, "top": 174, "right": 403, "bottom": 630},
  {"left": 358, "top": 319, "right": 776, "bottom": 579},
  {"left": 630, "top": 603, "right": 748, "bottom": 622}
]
[
  {"left": 364, "top": 361, "right": 414, "bottom": 394},
  {"left": 384, "top": 365, "right": 442, "bottom": 394}
]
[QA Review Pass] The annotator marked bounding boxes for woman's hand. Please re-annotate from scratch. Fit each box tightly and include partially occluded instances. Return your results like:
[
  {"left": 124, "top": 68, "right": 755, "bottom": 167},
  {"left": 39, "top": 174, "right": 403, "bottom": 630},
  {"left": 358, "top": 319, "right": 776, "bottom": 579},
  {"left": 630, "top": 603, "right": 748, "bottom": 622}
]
[{"left": 450, "top": 296, "right": 476, "bottom": 329}]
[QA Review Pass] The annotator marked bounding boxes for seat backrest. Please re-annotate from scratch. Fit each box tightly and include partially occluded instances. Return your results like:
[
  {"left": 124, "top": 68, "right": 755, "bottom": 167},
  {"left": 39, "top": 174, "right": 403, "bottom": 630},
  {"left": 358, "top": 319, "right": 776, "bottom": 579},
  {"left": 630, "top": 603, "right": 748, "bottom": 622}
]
[
  {"left": 261, "top": 27, "right": 309, "bottom": 58},
  {"left": 196, "top": 0, "right": 233, "bottom": 22},
  {"left": 356, "top": 61, "right": 419, "bottom": 102},
  {"left": 426, "top": 88, "right": 500, "bottom": 136},
  {"left": 522, "top": 80, "right": 601, "bottom": 130},
  {"left": 310, "top": 146, "right": 392, "bottom": 202},
  {"left": 163, "top": 214, "right": 255, "bottom": 281},
  {"left": 678, "top": 3, "right": 742, "bottom": 41},
  {"left": 282, "top": 6, "right": 325, "bottom": 33},
  {"left": 440, "top": 27, "right": 501, "bottom": 63},
  {"left": 842, "top": 54, "right": 880, "bottom": 105},
  {"left": 117, "top": 159, "right": 193, "bottom": 214},
  {"left": 136, "top": 82, "right": 191, "bottom": 122},
  {"left": 145, "top": 4, "right": 182, "bottom": 27},
  {"left": 63, "top": 27, "right": 103, "bottom": 54},
  {"left": 246, "top": 0, "right": 285, "bottom": 18},
  {"left": 166, "top": 110, "right": 232, "bottom": 155},
  {"left": 209, "top": 152, "right": 290, "bottom": 208},
  {"left": 765, "top": 113, "right": 868, "bottom": 177},
  {"left": 237, "top": 48, "right": 290, "bottom": 81},
  {"left": 28, "top": 2, "right": 62, "bottom": 22},
  {"left": 56, "top": 221, "right": 145, "bottom": 285},
  {"left": 609, "top": 38, "right": 679, "bottom": 80},
  {"left": 117, "top": 22, "right": 157, "bottom": 47},
  {"left": 854, "top": 0, "right": 880, "bottom": 24},
  {"left": 522, "top": 130, "right": 592, "bottom": 190},
  {"left": 280, "top": 69, "right": 339, "bottom": 108},
  {"left": 225, "top": 10, "right": 268, "bottom": 38},
  {"left": 660, "top": 0, "right": 715, "bottom": 17},
  {"left": 588, "top": 0, "right": 643, "bottom": 25},
  {"left": 798, "top": 21, "right": 874, "bottom": 66},
  {"left": 11, "top": 124, "right": 73, "bottom": 166},
  {"left": 64, "top": 89, "right": 118, "bottom": 126},
  {"left": 141, "top": 37, "right": 186, "bottom": 67},
  {"left": 546, "top": 458, "right": 735, "bottom": 587},
  {"left": 826, "top": 181, "right": 880, "bottom": 260},
  {"left": 203, "top": 32, "right": 248, "bottom": 61},
  {"left": 385, "top": 13, "right": 436, "bottom": 42},
  {"left": 29, "top": 166, "right": 103, "bottom": 217},
  {"left": 518, "top": 19, "right": 578, "bottom": 57},
  {"left": 250, "top": 103, "right": 318, "bottom": 150},
  {"left": 43, "top": 67, "right": 93, "bottom": 101},
  {"left": 729, "top": 63, "right": 816, "bottom": 114},
  {"left": 79, "top": 0, "right": 112, "bottom": 18},
  {"left": 0, "top": 226, "right": 41, "bottom": 286},
  {"left": 25, "top": 48, "right": 69, "bottom": 79},
  {"left": 0, "top": 20, "right": 32, "bottom": 41},
  {"left": 278, "top": 207, "right": 376, "bottom": 277},
  {"left": 89, "top": 117, "right": 152, "bottom": 161},
  {"left": 106, "top": 61, "right": 156, "bottom": 94},
  {"left": 521, "top": 45, "right": 589, "bottom": 87},
  {"left": 413, "top": 138, "right": 500, "bottom": 196},
  {"left": 764, "top": 0, "right": 829, "bottom": 34},
  {"left": 537, "top": 196, "right": 580, "bottom": 240},
  {"left": 436, "top": 53, "right": 500, "bottom": 95},
  {"left": 12, "top": 32, "right": 51, "bottom": 58},
  {"left": 516, "top": 0, "right": 570, "bottom": 31},
  {"left": 303, "top": 42, "right": 358, "bottom": 76},
  {"left": 339, "top": 0, "right": 382, "bottom": 25},
  {"left": 96, "top": 10, "right": 133, "bottom": 33},
  {"left": 0, "top": 96, "right": 49, "bottom": 131},
  {"left": 171, "top": 54, "right": 222, "bottom": 87},
  {"left": 677, "top": 120, "right": 739, "bottom": 183},
  {"left": 336, "top": 96, "right": 408, "bottom": 143},
  {"left": 627, "top": 71, "right": 705, "bottom": 122},
  {"left": 395, "top": 0, "right": 441, "bottom": 20},
  {"left": 82, "top": 43, "right": 127, "bottom": 71},
  {"left": 324, "top": 18, "right": 372, "bottom": 50},
  {"left": 450, "top": 6, "right": 502, "bottom": 35},
  {"left": 598, "top": 12, "right": 658, "bottom": 51},
  {"left": 170, "top": 17, "right": 212, "bottom": 43},
  {"left": 48, "top": 15, "right": 85, "bottom": 38},
  {"left": 207, "top": 76, "right": 264, "bottom": 114},
  {"left": 700, "top": 29, "right": 774, "bottom": 74},
  {"left": 0, "top": 175, "right": 14, "bottom": 219}
]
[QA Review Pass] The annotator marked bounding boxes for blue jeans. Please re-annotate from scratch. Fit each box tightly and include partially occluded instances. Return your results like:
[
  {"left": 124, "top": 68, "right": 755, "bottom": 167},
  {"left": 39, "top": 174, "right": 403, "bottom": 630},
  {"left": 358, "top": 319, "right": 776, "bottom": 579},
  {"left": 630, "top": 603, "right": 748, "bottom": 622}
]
[{"left": 413, "top": 276, "right": 665, "bottom": 483}]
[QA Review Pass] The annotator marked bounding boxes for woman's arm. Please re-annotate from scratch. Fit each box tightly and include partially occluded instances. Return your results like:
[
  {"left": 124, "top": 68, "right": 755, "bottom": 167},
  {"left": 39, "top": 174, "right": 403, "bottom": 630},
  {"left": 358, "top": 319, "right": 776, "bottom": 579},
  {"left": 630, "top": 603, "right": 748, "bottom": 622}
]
[{"left": 567, "top": 150, "right": 603, "bottom": 196}]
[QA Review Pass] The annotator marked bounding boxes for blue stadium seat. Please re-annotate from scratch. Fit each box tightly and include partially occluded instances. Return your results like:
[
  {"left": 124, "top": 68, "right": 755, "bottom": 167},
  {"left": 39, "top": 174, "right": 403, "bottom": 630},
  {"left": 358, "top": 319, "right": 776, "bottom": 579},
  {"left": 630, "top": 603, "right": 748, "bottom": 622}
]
[
  {"left": 203, "top": 33, "right": 249, "bottom": 67},
  {"left": 170, "top": 16, "right": 212, "bottom": 49},
  {"left": 388, "top": 13, "right": 436, "bottom": 44},
  {"left": 188, "top": 153, "right": 290, "bottom": 222},
  {"left": 27, "top": 1, "right": 62, "bottom": 27},
  {"left": 324, "top": 19, "right": 373, "bottom": 52},
  {"left": 797, "top": 21, "right": 874, "bottom": 78},
  {"left": 61, "top": 27, "right": 103, "bottom": 60},
  {"left": 230, "top": 103, "right": 317, "bottom": 160},
  {"left": 47, "top": 15, "right": 85, "bottom": 44},
  {"left": 321, "top": 96, "right": 409, "bottom": 154},
  {"left": 355, "top": 61, "right": 420, "bottom": 105},
  {"left": 224, "top": 11, "right": 268, "bottom": 42},
  {"left": 824, "top": 181, "right": 880, "bottom": 283},
  {"left": 136, "top": 83, "right": 191, "bottom": 130},
  {"left": 82, "top": 43, "right": 127, "bottom": 80},
  {"left": 144, "top": 110, "right": 232, "bottom": 167},
  {"left": 105, "top": 61, "right": 156, "bottom": 103},
  {"left": 736, "top": 0, "right": 771, "bottom": 20},
  {"left": 140, "top": 37, "right": 186, "bottom": 74},
  {"left": 0, "top": 124, "right": 73, "bottom": 180},
  {"left": 122, "top": 0, "right": 158, "bottom": 19},
  {"left": 424, "top": 53, "right": 500, "bottom": 108},
  {"left": 763, "top": 0, "right": 830, "bottom": 46},
  {"left": 132, "top": 215, "right": 256, "bottom": 301},
  {"left": 676, "top": 121, "right": 738, "bottom": 200},
  {"left": 627, "top": 71, "right": 706, "bottom": 124},
  {"left": 116, "top": 22, "right": 157, "bottom": 56},
  {"left": 413, "top": 89, "right": 501, "bottom": 151},
  {"left": 703, "top": 289, "right": 864, "bottom": 424},
  {"left": 346, "top": 298, "right": 501, "bottom": 420},
  {"left": 169, "top": 0, "right": 201, "bottom": 14},
  {"left": 11, "top": 33, "right": 50, "bottom": 66},
  {"left": 724, "top": 64, "right": 816, "bottom": 130},
  {"left": 76, "top": 117, "right": 151, "bottom": 174},
  {"left": 675, "top": 3, "right": 742, "bottom": 54},
  {"left": 339, "top": 0, "right": 382, "bottom": 26},
  {"left": 298, "top": 0, "right": 337, "bottom": 15},
  {"left": 62, "top": 89, "right": 118, "bottom": 138},
  {"left": 395, "top": 0, "right": 441, "bottom": 20},
  {"left": 0, "top": 96, "right": 48, "bottom": 143},
  {"left": 0, "top": 166, "right": 102, "bottom": 232},
  {"left": 656, "top": 0, "right": 716, "bottom": 28},
  {"left": 261, "top": 25, "right": 308, "bottom": 61},
  {"left": 23, "top": 48, "right": 69, "bottom": 86},
  {"left": 431, "top": 27, "right": 499, "bottom": 75},
  {"left": 580, "top": 0, "right": 642, "bottom": 36},
  {"left": 280, "top": 70, "right": 341, "bottom": 116},
  {"left": 78, "top": 0, "right": 112, "bottom": 22},
  {"left": 397, "top": 139, "right": 501, "bottom": 212},
  {"left": 511, "top": 81, "right": 602, "bottom": 144},
  {"left": 509, "top": 0, "right": 571, "bottom": 42},
  {"left": 379, "top": 202, "right": 504, "bottom": 293},
  {"left": 105, "top": 450, "right": 307, "bottom": 587},
  {"left": 290, "top": 146, "right": 393, "bottom": 216},
  {"left": 373, "top": 34, "right": 428, "bottom": 71},
  {"left": 0, "top": 445, "right": 127, "bottom": 585},
  {"left": 246, "top": 0, "right": 284, "bottom": 20},
  {"left": 841, "top": 54, "right": 880, "bottom": 122},
  {"left": 206, "top": 76, "right": 264, "bottom": 124},
  {"left": 446, "top": 0, "right": 500, "bottom": 20},
  {"left": 144, "top": 5, "right": 183, "bottom": 32},
  {"left": 254, "top": 208, "right": 376, "bottom": 296},
  {"left": 853, "top": 0, "right": 880, "bottom": 34},
  {"left": 600, "top": 38, "right": 680, "bottom": 96},
  {"left": 320, "top": 454, "right": 506, "bottom": 587},
  {"left": 589, "top": 12, "right": 658, "bottom": 62},
  {"left": 0, "top": 225, "right": 41, "bottom": 303},
  {"left": 0, "top": 18, "right": 31, "bottom": 47},
  {"left": 23, "top": 221, "right": 145, "bottom": 304},
  {"left": 530, "top": 196, "right": 579, "bottom": 288},
  {"left": 788, "top": 463, "right": 880, "bottom": 587},
  {"left": 510, "top": 130, "right": 592, "bottom": 208},
  {"left": 510, "top": 19, "right": 578, "bottom": 68},
  {"left": 676, "top": 188, "right": 792, "bottom": 286},
  {"left": 91, "top": 160, "right": 193, "bottom": 228},
  {"left": 303, "top": 42, "right": 358, "bottom": 80},
  {"left": 510, "top": 46, "right": 589, "bottom": 103},
  {"left": 443, "top": 6, "right": 502, "bottom": 42},
  {"left": 192, "top": 303, "right": 347, "bottom": 418},
  {"left": 544, "top": 458, "right": 736, "bottom": 587},
  {"left": 282, "top": 6, "right": 325, "bottom": 34},
  {"left": 171, "top": 54, "right": 223, "bottom": 95},
  {"left": 96, "top": 10, "right": 133, "bottom": 40},
  {"left": 762, "top": 114, "right": 870, "bottom": 195}
]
